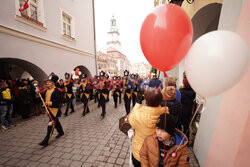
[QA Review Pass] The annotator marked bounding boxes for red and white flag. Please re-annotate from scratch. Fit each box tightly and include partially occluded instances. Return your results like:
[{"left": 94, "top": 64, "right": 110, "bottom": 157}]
[{"left": 19, "top": 0, "right": 30, "bottom": 12}]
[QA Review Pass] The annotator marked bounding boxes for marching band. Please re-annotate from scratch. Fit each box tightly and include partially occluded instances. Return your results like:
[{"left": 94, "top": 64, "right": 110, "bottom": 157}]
[{"left": 37, "top": 70, "right": 161, "bottom": 146}]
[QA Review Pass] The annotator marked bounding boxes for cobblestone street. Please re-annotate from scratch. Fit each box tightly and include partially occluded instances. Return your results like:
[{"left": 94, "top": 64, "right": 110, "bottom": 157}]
[{"left": 0, "top": 100, "right": 199, "bottom": 167}]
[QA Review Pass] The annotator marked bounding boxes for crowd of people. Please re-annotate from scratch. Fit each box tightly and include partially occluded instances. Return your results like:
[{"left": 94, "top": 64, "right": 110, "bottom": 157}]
[
  {"left": 126, "top": 72, "right": 196, "bottom": 167},
  {"left": 1, "top": 70, "right": 197, "bottom": 166},
  {"left": 0, "top": 78, "right": 42, "bottom": 130}
]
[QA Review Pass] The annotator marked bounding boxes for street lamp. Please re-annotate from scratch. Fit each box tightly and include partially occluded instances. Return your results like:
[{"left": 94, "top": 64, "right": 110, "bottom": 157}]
[{"left": 169, "top": 0, "right": 194, "bottom": 6}]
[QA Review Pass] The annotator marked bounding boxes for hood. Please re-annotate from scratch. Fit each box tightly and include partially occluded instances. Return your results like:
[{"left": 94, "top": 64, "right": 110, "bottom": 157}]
[{"left": 174, "top": 129, "right": 188, "bottom": 147}]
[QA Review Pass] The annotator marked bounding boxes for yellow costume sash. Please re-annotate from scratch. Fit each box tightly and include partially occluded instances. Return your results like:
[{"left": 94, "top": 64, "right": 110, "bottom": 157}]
[{"left": 48, "top": 107, "right": 58, "bottom": 117}]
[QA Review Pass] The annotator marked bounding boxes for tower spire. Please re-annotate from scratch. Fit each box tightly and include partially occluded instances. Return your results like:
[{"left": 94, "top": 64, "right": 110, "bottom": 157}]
[{"left": 107, "top": 14, "right": 121, "bottom": 51}]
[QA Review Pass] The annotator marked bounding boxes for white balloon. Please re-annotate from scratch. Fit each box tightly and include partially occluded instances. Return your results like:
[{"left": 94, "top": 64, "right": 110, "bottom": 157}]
[
  {"left": 184, "top": 30, "right": 249, "bottom": 98},
  {"left": 78, "top": 71, "right": 82, "bottom": 75}
]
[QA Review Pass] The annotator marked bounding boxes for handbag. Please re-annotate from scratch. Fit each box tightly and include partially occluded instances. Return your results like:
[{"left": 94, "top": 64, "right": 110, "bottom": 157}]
[{"left": 119, "top": 116, "right": 131, "bottom": 136}]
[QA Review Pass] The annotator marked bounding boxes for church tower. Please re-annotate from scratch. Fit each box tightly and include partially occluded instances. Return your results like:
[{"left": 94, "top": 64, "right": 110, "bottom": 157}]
[{"left": 107, "top": 15, "right": 121, "bottom": 51}]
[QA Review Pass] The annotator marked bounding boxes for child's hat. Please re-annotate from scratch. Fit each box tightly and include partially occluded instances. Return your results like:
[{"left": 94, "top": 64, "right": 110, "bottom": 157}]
[{"left": 156, "top": 114, "right": 176, "bottom": 136}]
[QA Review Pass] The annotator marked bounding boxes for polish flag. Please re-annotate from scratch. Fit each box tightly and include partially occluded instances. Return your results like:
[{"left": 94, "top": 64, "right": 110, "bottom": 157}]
[{"left": 19, "top": 0, "right": 30, "bottom": 12}]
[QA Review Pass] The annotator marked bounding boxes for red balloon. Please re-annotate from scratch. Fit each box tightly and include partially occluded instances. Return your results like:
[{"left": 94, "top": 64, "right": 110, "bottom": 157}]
[
  {"left": 148, "top": 74, "right": 152, "bottom": 78},
  {"left": 140, "top": 4, "right": 193, "bottom": 72}
]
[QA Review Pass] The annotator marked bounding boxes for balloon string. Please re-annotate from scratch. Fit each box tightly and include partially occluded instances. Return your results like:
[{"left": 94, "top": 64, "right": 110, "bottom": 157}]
[
  {"left": 155, "top": 72, "right": 167, "bottom": 93},
  {"left": 163, "top": 71, "right": 167, "bottom": 161}
]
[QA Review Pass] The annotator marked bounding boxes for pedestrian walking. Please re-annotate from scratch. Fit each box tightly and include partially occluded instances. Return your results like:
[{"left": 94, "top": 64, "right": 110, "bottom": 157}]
[
  {"left": 64, "top": 73, "right": 75, "bottom": 116},
  {"left": 94, "top": 71, "right": 109, "bottom": 118},
  {"left": 122, "top": 70, "right": 134, "bottom": 115},
  {"left": 79, "top": 74, "right": 90, "bottom": 116}
]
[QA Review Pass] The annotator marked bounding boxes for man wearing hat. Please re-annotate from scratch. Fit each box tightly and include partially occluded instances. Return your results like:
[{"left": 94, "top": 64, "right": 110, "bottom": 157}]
[
  {"left": 140, "top": 114, "right": 189, "bottom": 167},
  {"left": 132, "top": 74, "right": 142, "bottom": 107},
  {"left": 92, "top": 75, "right": 99, "bottom": 103},
  {"left": 79, "top": 74, "right": 90, "bottom": 116},
  {"left": 111, "top": 76, "right": 121, "bottom": 108},
  {"left": 122, "top": 70, "right": 134, "bottom": 115},
  {"left": 39, "top": 74, "right": 64, "bottom": 146},
  {"left": 117, "top": 76, "right": 122, "bottom": 103},
  {"left": 95, "top": 71, "right": 108, "bottom": 117},
  {"left": 105, "top": 74, "right": 111, "bottom": 102},
  {"left": 63, "top": 73, "right": 75, "bottom": 116}
]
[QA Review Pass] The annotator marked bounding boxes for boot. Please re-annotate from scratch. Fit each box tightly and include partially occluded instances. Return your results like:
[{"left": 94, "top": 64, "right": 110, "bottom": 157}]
[
  {"left": 56, "top": 133, "right": 64, "bottom": 138},
  {"left": 39, "top": 125, "right": 52, "bottom": 146}
]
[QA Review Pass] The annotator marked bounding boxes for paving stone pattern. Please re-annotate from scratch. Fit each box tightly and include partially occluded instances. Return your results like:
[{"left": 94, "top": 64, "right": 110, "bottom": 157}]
[{"left": 0, "top": 100, "right": 199, "bottom": 167}]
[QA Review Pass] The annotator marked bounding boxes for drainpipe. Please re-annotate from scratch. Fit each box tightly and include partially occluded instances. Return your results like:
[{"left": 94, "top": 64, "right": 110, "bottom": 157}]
[{"left": 92, "top": 0, "right": 98, "bottom": 75}]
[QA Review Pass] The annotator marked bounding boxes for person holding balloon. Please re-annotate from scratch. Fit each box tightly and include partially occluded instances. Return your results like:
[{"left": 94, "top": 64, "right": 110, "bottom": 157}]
[
  {"left": 128, "top": 88, "right": 167, "bottom": 167},
  {"left": 139, "top": 114, "right": 189, "bottom": 167}
]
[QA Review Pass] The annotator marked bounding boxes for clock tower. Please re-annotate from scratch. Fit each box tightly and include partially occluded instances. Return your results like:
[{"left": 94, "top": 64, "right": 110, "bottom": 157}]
[{"left": 107, "top": 15, "right": 121, "bottom": 51}]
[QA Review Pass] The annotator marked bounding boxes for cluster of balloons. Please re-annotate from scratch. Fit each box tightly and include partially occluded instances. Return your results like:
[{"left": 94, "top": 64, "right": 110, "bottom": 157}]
[{"left": 140, "top": 4, "right": 249, "bottom": 98}]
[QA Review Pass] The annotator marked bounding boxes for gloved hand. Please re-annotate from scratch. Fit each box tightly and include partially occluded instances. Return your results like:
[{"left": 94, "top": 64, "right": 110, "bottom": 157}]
[
  {"left": 136, "top": 93, "right": 144, "bottom": 104},
  {"left": 128, "top": 128, "right": 134, "bottom": 139}
]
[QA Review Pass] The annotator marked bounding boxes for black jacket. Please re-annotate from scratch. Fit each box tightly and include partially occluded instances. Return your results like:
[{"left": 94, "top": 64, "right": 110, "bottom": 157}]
[
  {"left": 64, "top": 81, "right": 73, "bottom": 94},
  {"left": 179, "top": 88, "right": 196, "bottom": 124},
  {"left": 161, "top": 99, "right": 182, "bottom": 127},
  {"left": 42, "top": 88, "right": 62, "bottom": 117}
]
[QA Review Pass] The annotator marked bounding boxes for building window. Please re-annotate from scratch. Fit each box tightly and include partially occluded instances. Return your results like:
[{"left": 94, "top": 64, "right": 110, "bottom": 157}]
[
  {"left": 19, "top": 0, "right": 38, "bottom": 20},
  {"left": 61, "top": 10, "right": 75, "bottom": 40},
  {"left": 30, "top": 0, "right": 38, "bottom": 20},
  {"left": 62, "top": 13, "right": 71, "bottom": 36},
  {"left": 19, "top": 0, "right": 28, "bottom": 15},
  {"left": 16, "top": 0, "right": 46, "bottom": 28}
]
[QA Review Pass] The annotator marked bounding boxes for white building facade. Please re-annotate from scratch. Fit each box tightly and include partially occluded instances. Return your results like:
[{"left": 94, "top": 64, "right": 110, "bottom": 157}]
[
  {"left": 0, "top": 0, "right": 97, "bottom": 85},
  {"left": 131, "top": 62, "right": 151, "bottom": 77}
]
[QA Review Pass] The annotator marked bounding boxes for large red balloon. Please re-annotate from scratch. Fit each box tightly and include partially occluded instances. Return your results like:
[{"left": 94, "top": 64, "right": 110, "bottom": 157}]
[{"left": 140, "top": 4, "right": 193, "bottom": 72}]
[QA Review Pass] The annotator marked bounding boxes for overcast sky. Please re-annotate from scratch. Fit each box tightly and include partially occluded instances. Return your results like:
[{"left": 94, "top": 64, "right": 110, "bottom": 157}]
[{"left": 94, "top": 0, "right": 154, "bottom": 64}]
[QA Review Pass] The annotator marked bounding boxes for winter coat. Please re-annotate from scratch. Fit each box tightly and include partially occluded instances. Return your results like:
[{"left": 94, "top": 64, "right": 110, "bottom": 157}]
[
  {"left": 0, "top": 88, "right": 13, "bottom": 105},
  {"left": 128, "top": 103, "right": 168, "bottom": 162},
  {"left": 140, "top": 129, "right": 190, "bottom": 167},
  {"left": 179, "top": 88, "right": 196, "bottom": 126},
  {"left": 161, "top": 99, "right": 182, "bottom": 128}
]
